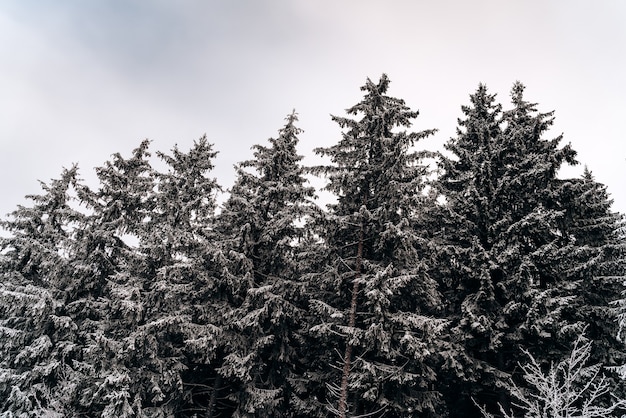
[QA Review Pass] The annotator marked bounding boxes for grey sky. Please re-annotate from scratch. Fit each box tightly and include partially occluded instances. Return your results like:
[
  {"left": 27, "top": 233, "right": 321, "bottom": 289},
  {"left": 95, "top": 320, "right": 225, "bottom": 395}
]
[{"left": 1, "top": 0, "right": 625, "bottom": 221}]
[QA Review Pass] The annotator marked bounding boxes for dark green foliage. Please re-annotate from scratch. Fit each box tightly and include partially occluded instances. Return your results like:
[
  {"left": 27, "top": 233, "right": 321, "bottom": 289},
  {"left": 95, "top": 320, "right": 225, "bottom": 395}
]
[
  {"left": 433, "top": 82, "right": 625, "bottom": 416},
  {"left": 309, "top": 75, "right": 445, "bottom": 417},
  {"left": 68, "top": 140, "right": 156, "bottom": 416},
  {"left": 434, "top": 82, "right": 582, "bottom": 415},
  {"left": 217, "top": 111, "right": 317, "bottom": 416},
  {"left": 1, "top": 77, "right": 624, "bottom": 417},
  {"left": 556, "top": 169, "right": 626, "bottom": 400},
  {"left": 1, "top": 165, "right": 83, "bottom": 288},
  {"left": 137, "top": 137, "right": 229, "bottom": 416},
  {"left": 0, "top": 166, "right": 85, "bottom": 416}
]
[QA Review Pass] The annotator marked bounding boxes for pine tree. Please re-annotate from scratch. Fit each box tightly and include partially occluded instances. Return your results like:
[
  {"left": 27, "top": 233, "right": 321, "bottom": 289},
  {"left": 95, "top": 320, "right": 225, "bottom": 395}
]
[
  {"left": 431, "top": 82, "right": 625, "bottom": 416},
  {"left": 556, "top": 168, "right": 626, "bottom": 282},
  {"left": 310, "top": 74, "right": 445, "bottom": 417},
  {"left": 495, "top": 82, "right": 581, "bottom": 363},
  {"left": 556, "top": 169, "right": 626, "bottom": 400},
  {"left": 216, "top": 111, "right": 317, "bottom": 416},
  {"left": 429, "top": 84, "right": 509, "bottom": 415},
  {"left": 503, "top": 87, "right": 625, "bottom": 397},
  {"left": 136, "top": 136, "right": 229, "bottom": 416},
  {"left": 66, "top": 140, "right": 156, "bottom": 416},
  {"left": 0, "top": 166, "right": 85, "bottom": 416}
]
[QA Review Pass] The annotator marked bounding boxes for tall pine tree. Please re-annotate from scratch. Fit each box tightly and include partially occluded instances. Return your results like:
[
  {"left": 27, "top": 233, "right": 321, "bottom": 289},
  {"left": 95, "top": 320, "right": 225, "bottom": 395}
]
[
  {"left": 216, "top": 111, "right": 317, "bottom": 416},
  {"left": 310, "top": 74, "right": 445, "bottom": 417},
  {"left": 138, "top": 137, "right": 230, "bottom": 416},
  {"left": 556, "top": 168, "right": 626, "bottom": 400},
  {"left": 68, "top": 140, "right": 155, "bottom": 416},
  {"left": 431, "top": 82, "right": 624, "bottom": 416},
  {"left": 0, "top": 166, "right": 85, "bottom": 416}
]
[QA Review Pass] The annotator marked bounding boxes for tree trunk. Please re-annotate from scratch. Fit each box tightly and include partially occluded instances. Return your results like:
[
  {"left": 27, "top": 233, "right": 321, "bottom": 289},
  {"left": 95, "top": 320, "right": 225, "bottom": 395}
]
[
  {"left": 207, "top": 374, "right": 222, "bottom": 418},
  {"left": 338, "top": 202, "right": 366, "bottom": 418}
]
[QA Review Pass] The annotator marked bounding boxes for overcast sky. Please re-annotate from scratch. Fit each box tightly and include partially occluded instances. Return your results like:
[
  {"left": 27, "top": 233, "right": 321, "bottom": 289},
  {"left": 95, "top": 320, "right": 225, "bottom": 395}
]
[{"left": 1, "top": 0, "right": 625, "bottom": 221}]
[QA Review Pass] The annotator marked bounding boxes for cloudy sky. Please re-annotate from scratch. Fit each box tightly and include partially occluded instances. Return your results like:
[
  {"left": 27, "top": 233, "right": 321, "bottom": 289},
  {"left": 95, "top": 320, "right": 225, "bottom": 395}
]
[{"left": 1, "top": 0, "right": 625, "bottom": 221}]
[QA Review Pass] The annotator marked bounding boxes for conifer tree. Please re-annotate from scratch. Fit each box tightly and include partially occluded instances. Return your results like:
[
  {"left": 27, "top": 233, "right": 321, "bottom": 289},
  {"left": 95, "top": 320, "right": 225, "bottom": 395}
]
[
  {"left": 557, "top": 168, "right": 625, "bottom": 275},
  {"left": 557, "top": 169, "right": 626, "bottom": 397},
  {"left": 0, "top": 166, "right": 85, "bottom": 416},
  {"left": 431, "top": 82, "right": 625, "bottom": 416},
  {"left": 137, "top": 136, "right": 228, "bottom": 416},
  {"left": 428, "top": 84, "right": 508, "bottom": 415},
  {"left": 310, "top": 74, "right": 445, "bottom": 417},
  {"left": 502, "top": 86, "right": 624, "bottom": 387},
  {"left": 216, "top": 111, "right": 317, "bottom": 416},
  {"left": 67, "top": 140, "right": 156, "bottom": 416}
]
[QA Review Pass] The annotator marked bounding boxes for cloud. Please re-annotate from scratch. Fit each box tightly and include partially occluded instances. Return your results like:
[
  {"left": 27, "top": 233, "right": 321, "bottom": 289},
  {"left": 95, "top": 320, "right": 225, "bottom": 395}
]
[{"left": 0, "top": 0, "right": 624, "bottom": 220}]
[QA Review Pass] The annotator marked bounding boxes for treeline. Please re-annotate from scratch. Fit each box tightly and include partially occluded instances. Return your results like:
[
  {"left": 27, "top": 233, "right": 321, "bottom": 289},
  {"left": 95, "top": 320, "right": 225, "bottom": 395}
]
[{"left": 1, "top": 75, "right": 625, "bottom": 417}]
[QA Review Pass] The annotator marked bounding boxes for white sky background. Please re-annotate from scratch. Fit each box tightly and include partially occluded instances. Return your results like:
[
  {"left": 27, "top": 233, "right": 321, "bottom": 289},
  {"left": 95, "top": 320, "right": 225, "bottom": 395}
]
[{"left": 1, "top": 1, "right": 625, "bottom": 221}]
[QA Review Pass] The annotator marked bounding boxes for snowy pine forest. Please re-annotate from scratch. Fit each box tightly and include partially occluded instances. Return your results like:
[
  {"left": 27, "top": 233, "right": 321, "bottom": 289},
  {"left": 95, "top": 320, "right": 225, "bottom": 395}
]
[{"left": 1, "top": 75, "right": 625, "bottom": 417}]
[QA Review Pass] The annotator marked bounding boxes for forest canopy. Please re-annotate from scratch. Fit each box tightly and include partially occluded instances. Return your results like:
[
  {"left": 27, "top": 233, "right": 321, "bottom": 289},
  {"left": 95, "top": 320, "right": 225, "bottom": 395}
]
[{"left": 1, "top": 75, "right": 625, "bottom": 417}]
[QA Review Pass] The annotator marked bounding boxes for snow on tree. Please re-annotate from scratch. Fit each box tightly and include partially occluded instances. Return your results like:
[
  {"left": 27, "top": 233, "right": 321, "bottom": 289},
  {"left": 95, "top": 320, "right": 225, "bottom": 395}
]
[
  {"left": 554, "top": 169, "right": 626, "bottom": 390},
  {"left": 216, "top": 111, "right": 318, "bottom": 416},
  {"left": 477, "top": 332, "right": 626, "bottom": 418},
  {"left": 432, "top": 82, "right": 593, "bottom": 416},
  {"left": 1, "top": 77, "right": 623, "bottom": 418},
  {"left": 309, "top": 74, "right": 445, "bottom": 417},
  {"left": 136, "top": 136, "right": 230, "bottom": 416},
  {"left": 0, "top": 166, "right": 85, "bottom": 416},
  {"left": 66, "top": 140, "right": 156, "bottom": 416},
  {"left": 72, "top": 139, "right": 154, "bottom": 300},
  {"left": 504, "top": 92, "right": 626, "bottom": 407}
]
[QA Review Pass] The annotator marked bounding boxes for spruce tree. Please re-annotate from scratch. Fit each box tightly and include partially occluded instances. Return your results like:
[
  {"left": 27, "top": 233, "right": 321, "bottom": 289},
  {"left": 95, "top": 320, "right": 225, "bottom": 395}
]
[
  {"left": 431, "top": 82, "right": 624, "bottom": 416},
  {"left": 557, "top": 167, "right": 625, "bottom": 275},
  {"left": 556, "top": 169, "right": 626, "bottom": 399},
  {"left": 429, "top": 84, "right": 508, "bottom": 415},
  {"left": 502, "top": 86, "right": 624, "bottom": 385},
  {"left": 67, "top": 139, "right": 156, "bottom": 416},
  {"left": 0, "top": 166, "right": 85, "bottom": 416},
  {"left": 216, "top": 111, "right": 317, "bottom": 416},
  {"left": 310, "top": 74, "right": 445, "bottom": 417},
  {"left": 137, "top": 136, "right": 229, "bottom": 416}
]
